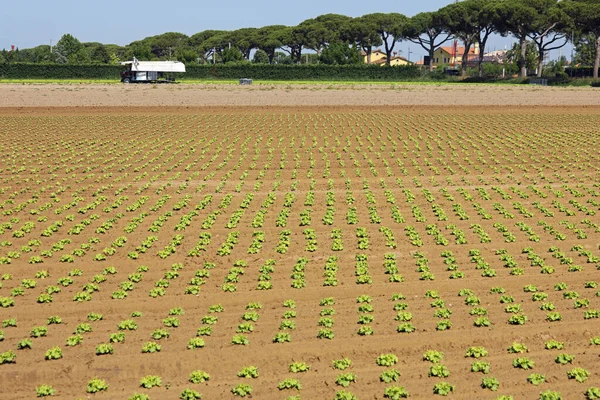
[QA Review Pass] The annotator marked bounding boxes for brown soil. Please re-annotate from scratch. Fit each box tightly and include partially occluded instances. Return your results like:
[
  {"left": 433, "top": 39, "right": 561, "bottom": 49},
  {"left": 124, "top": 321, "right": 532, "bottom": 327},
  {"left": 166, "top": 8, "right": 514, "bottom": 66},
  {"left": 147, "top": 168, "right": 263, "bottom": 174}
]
[
  {"left": 0, "top": 82, "right": 599, "bottom": 108},
  {"left": 0, "top": 88, "right": 599, "bottom": 399}
]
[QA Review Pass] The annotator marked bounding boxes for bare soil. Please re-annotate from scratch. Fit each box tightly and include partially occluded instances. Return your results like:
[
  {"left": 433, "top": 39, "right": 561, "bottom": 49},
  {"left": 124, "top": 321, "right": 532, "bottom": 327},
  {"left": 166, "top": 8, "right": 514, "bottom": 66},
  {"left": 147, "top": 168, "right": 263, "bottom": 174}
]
[
  {"left": 0, "top": 87, "right": 599, "bottom": 399},
  {"left": 0, "top": 82, "right": 599, "bottom": 108}
]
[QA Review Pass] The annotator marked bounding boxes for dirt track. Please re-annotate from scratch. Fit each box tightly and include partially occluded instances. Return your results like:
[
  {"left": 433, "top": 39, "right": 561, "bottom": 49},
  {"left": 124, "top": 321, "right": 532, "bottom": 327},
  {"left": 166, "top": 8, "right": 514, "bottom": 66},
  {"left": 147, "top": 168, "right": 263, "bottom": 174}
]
[{"left": 0, "top": 82, "right": 599, "bottom": 108}]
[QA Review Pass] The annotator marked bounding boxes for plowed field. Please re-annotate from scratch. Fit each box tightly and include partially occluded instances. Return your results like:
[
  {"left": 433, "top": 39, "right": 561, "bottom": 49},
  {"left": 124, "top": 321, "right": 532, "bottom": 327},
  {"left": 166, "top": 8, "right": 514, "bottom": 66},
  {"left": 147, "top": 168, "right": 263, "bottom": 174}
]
[{"left": 0, "top": 105, "right": 599, "bottom": 400}]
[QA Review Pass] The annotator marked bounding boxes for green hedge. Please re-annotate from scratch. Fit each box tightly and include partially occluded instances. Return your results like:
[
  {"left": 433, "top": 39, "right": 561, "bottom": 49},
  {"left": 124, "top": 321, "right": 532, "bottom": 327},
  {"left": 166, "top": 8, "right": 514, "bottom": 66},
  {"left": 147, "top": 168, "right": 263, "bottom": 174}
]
[
  {"left": 565, "top": 67, "right": 600, "bottom": 78},
  {"left": 0, "top": 63, "right": 421, "bottom": 81},
  {"left": 0, "top": 64, "right": 122, "bottom": 79}
]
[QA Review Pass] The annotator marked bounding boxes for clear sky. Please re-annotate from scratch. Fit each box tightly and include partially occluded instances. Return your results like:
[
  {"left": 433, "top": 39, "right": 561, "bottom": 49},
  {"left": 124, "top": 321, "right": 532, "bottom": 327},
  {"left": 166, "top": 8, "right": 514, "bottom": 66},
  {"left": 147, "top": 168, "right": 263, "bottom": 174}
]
[{"left": 1, "top": 0, "right": 570, "bottom": 61}]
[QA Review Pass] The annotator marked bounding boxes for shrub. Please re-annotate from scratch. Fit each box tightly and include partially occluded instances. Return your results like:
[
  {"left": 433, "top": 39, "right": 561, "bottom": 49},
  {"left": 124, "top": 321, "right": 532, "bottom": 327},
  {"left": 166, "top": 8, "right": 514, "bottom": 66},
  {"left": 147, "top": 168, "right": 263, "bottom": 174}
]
[{"left": 384, "top": 385, "right": 409, "bottom": 399}]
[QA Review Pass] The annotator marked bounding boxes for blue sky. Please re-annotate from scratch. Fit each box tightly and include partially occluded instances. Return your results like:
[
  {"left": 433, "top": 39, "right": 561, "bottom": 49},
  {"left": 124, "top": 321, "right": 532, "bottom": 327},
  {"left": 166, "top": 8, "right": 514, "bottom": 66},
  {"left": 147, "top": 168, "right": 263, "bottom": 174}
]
[{"left": 1, "top": 0, "right": 570, "bottom": 61}]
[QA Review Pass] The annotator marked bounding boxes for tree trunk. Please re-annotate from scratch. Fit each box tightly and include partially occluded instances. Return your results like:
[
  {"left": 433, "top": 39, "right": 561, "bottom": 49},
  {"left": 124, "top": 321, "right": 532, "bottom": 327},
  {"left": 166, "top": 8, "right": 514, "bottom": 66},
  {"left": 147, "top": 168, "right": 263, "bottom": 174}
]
[
  {"left": 520, "top": 34, "right": 527, "bottom": 78},
  {"left": 595, "top": 36, "right": 600, "bottom": 79},
  {"left": 537, "top": 52, "right": 544, "bottom": 78},
  {"left": 366, "top": 49, "right": 372, "bottom": 64},
  {"left": 429, "top": 48, "right": 435, "bottom": 72},
  {"left": 478, "top": 51, "right": 484, "bottom": 77},
  {"left": 461, "top": 42, "right": 472, "bottom": 77}
]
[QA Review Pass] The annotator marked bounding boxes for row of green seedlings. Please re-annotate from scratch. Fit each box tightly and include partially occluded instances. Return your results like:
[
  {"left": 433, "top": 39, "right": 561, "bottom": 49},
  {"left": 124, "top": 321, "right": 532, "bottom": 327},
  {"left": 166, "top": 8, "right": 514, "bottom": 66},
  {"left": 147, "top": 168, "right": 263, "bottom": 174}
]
[
  {"left": 250, "top": 192, "right": 276, "bottom": 228},
  {"left": 446, "top": 224, "right": 467, "bottom": 244},
  {"left": 230, "top": 359, "right": 314, "bottom": 398},
  {"left": 572, "top": 244, "right": 600, "bottom": 265},
  {"left": 255, "top": 259, "right": 276, "bottom": 290},
  {"left": 323, "top": 256, "right": 339, "bottom": 286},
  {"left": 468, "top": 249, "right": 498, "bottom": 278},
  {"left": 356, "top": 227, "right": 369, "bottom": 250},
  {"left": 317, "top": 297, "right": 336, "bottom": 340},
  {"left": 275, "top": 192, "right": 295, "bottom": 227},
  {"left": 382, "top": 253, "right": 404, "bottom": 282},
  {"left": 559, "top": 220, "right": 588, "bottom": 239},
  {"left": 331, "top": 229, "right": 343, "bottom": 251},
  {"left": 552, "top": 281, "right": 599, "bottom": 320},
  {"left": 355, "top": 254, "right": 372, "bottom": 284},
  {"left": 303, "top": 229, "right": 317, "bottom": 252},
  {"left": 414, "top": 252, "right": 435, "bottom": 281},
  {"left": 184, "top": 262, "right": 215, "bottom": 295},
  {"left": 222, "top": 259, "right": 247, "bottom": 293},
  {"left": 515, "top": 221, "right": 541, "bottom": 242},
  {"left": 391, "top": 293, "right": 416, "bottom": 333},
  {"left": 492, "top": 222, "right": 517, "bottom": 243},
  {"left": 548, "top": 246, "right": 586, "bottom": 272},
  {"left": 13, "top": 367, "right": 211, "bottom": 399},
  {"left": 290, "top": 257, "right": 307, "bottom": 289},
  {"left": 356, "top": 295, "right": 374, "bottom": 336},
  {"left": 522, "top": 247, "right": 557, "bottom": 275},
  {"left": 109, "top": 265, "right": 146, "bottom": 299},
  {"left": 232, "top": 302, "right": 262, "bottom": 346},
  {"left": 217, "top": 231, "right": 239, "bottom": 256},
  {"left": 470, "top": 224, "right": 491, "bottom": 243},
  {"left": 247, "top": 231, "right": 265, "bottom": 254},
  {"left": 188, "top": 303, "right": 224, "bottom": 349},
  {"left": 425, "top": 224, "right": 450, "bottom": 246},
  {"left": 148, "top": 263, "right": 183, "bottom": 298},
  {"left": 187, "top": 232, "right": 212, "bottom": 257},
  {"left": 404, "top": 226, "right": 423, "bottom": 247},
  {"left": 225, "top": 193, "right": 254, "bottom": 229},
  {"left": 273, "top": 299, "right": 296, "bottom": 343},
  {"left": 426, "top": 290, "right": 453, "bottom": 331},
  {"left": 123, "top": 234, "right": 154, "bottom": 261},
  {"left": 538, "top": 220, "right": 569, "bottom": 241},
  {"left": 458, "top": 288, "right": 492, "bottom": 328},
  {"left": 440, "top": 250, "right": 466, "bottom": 279},
  {"left": 72, "top": 266, "right": 117, "bottom": 302}
]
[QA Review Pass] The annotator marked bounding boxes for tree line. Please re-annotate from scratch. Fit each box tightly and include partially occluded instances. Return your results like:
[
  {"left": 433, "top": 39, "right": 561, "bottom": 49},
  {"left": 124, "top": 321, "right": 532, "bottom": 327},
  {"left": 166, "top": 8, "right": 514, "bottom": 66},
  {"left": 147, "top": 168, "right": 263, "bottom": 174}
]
[{"left": 2, "top": 0, "right": 600, "bottom": 78}]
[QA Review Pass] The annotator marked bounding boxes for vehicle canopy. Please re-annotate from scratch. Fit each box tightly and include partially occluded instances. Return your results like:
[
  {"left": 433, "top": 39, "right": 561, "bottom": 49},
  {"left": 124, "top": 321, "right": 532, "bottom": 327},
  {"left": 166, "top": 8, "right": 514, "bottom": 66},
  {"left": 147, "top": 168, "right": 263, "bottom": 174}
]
[{"left": 121, "top": 58, "right": 186, "bottom": 73}]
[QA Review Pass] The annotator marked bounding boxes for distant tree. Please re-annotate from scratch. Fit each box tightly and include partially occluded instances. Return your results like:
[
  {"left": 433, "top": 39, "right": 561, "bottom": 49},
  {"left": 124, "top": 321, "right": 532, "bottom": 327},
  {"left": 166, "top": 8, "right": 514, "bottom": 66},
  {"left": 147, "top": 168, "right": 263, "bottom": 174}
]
[
  {"left": 496, "top": 0, "right": 544, "bottom": 77},
  {"left": 319, "top": 42, "right": 362, "bottom": 65},
  {"left": 228, "top": 28, "right": 259, "bottom": 59},
  {"left": 175, "top": 48, "right": 199, "bottom": 63},
  {"left": 439, "top": 0, "right": 502, "bottom": 77},
  {"left": 273, "top": 51, "right": 293, "bottom": 64},
  {"left": 561, "top": 0, "right": 600, "bottom": 78},
  {"left": 505, "top": 41, "right": 539, "bottom": 74},
  {"left": 188, "top": 30, "right": 227, "bottom": 63},
  {"left": 254, "top": 25, "right": 286, "bottom": 63},
  {"left": 252, "top": 49, "right": 269, "bottom": 63},
  {"left": 54, "top": 33, "right": 83, "bottom": 64},
  {"left": 90, "top": 45, "right": 110, "bottom": 64},
  {"left": 350, "top": 16, "right": 383, "bottom": 64},
  {"left": 406, "top": 12, "right": 451, "bottom": 72},
  {"left": 279, "top": 26, "right": 309, "bottom": 63},
  {"left": 221, "top": 47, "right": 244, "bottom": 63},
  {"left": 362, "top": 13, "right": 408, "bottom": 66},
  {"left": 573, "top": 34, "right": 596, "bottom": 66}
]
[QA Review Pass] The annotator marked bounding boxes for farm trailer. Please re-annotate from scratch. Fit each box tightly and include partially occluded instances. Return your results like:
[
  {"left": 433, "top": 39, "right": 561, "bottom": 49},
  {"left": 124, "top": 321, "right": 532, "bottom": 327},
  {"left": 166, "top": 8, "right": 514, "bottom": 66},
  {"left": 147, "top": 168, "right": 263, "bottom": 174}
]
[{"left": 120, "top": 59, "right": 186, "bottom": 83}]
